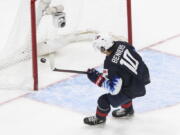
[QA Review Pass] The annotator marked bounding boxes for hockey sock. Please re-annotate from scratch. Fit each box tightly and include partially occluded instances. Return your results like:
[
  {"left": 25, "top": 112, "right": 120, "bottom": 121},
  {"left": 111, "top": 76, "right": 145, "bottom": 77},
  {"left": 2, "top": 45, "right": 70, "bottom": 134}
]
[
  {"left": 121, "top": 101, "right": 132, "bottom": 109},
  {"left": 96, "top": 106, "right": 110, "bottom": 120}
]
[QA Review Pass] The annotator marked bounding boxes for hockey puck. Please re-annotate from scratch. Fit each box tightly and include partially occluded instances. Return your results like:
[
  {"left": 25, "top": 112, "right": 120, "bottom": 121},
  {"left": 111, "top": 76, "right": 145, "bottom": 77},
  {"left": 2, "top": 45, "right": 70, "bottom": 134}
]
[{"left": 40, "top": 58, "right": 46, "bottom": 63}]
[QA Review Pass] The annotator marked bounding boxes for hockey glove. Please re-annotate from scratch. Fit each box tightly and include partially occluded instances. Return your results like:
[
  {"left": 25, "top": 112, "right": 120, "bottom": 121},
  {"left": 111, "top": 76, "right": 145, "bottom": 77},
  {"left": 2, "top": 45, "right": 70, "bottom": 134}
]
[{"left": 87, "top": 68, "right": 105, "bottom": 87}]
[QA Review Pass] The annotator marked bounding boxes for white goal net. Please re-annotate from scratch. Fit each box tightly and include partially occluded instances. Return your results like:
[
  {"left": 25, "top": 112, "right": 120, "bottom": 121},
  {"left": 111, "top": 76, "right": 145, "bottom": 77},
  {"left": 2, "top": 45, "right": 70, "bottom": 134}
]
[{"left": 0, "top": 0, "right": 131, "bottom": 90}]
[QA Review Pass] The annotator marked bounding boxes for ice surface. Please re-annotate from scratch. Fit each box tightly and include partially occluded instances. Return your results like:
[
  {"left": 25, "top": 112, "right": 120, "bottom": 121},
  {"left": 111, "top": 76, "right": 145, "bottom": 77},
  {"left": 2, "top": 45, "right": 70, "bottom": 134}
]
[{"left": 0, "top": 0, "right": 180, "bottom": 135}]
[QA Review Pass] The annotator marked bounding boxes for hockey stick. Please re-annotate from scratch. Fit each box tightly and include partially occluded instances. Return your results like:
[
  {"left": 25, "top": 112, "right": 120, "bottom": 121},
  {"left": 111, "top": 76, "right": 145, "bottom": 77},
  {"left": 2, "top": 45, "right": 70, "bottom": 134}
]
[
  {"left": 48, "top": 54, "right": 87, "bottom": 74},
  {"left": 53, "top": 68, "right": 87, "bottom": 74},
  {"left": 42, "top": 53, "right": 87, "bottom": 74},
  {"left": 48, "top": 53, "right": 55, "bottom": 70}
]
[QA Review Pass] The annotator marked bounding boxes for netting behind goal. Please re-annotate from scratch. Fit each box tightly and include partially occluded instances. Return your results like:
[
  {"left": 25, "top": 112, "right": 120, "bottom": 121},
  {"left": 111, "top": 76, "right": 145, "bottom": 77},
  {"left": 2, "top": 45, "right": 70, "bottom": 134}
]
[
  {"left": 0, "top": 0, "right": 32, "bottom": 90},
  {"left": 0, "top": 0, "right": 132, "bottom": 90},
  {"left": 53, "top": 0, "right": 131, "bottom": 38}
]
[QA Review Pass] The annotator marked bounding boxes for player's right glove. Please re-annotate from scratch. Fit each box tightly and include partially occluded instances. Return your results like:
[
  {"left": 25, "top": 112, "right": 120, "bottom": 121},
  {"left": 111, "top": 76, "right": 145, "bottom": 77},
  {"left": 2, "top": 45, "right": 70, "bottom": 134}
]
[
  {"left": 87, "top": 68, "right": 122, "bottom": 95},
  {"left": 87, "top": 68, "right": 105, "bottom": 87}
]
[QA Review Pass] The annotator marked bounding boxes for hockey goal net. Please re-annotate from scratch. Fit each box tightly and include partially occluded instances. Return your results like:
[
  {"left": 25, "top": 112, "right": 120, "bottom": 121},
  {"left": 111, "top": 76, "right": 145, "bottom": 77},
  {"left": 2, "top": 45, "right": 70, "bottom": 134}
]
[{"left": 0, "top": 0, "right": 132, "bottom": 90}]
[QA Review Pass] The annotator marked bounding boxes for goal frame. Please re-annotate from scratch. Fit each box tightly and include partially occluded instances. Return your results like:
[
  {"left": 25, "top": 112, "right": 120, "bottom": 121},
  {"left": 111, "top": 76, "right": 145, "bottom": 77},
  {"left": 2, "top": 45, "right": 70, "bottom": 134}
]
[
  {"left": 30, "top": 0, "right": 133, "bottom": 90},
  {"left": 31, "top": 0, "right": 38, "bottom": 90}
]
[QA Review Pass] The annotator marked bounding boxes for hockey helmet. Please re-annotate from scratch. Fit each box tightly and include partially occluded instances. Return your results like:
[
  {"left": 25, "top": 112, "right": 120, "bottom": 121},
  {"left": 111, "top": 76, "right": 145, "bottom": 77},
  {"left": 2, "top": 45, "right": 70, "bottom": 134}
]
[{"left": 93, "top": 33, "right": 114, "bottom": 52}]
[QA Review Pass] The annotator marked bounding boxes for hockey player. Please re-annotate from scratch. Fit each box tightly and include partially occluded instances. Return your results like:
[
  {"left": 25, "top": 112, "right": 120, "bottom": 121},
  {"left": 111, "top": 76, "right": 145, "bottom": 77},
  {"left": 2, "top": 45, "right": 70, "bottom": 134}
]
[{"left": 84, "top": 33, "right": 150, "bottom": 125}]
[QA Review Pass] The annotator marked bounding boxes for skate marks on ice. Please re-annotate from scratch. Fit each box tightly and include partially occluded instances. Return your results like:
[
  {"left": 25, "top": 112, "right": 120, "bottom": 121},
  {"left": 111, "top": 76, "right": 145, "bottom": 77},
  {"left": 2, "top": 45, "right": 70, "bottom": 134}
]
[
  {"left": 82, "top": 106, "right": 180, "bottom": 135},
  {"left": 28, "top": 49, "right": 180, "bottom": 114}
]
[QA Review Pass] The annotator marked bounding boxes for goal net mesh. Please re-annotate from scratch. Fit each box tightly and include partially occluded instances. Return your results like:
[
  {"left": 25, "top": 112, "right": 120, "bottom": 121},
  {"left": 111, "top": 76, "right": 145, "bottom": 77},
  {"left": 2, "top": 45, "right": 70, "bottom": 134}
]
[{"left": 0, "top": 0, "right": 129, "bottom": 90}]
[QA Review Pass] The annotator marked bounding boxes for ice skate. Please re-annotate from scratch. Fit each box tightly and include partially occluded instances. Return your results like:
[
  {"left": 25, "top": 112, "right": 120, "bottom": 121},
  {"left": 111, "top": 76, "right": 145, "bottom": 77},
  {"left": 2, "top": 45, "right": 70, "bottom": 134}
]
[
  {"left": 112, "top": 106, "right": 134, "bottom": 118},
  {"left": 83, "top": 116, "right": 106, "bottom": 125}
]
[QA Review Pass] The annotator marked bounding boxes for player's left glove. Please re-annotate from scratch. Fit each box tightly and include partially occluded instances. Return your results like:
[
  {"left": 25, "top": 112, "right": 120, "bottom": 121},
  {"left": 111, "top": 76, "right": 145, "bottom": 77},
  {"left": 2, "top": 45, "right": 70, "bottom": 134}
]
[{"left": 87, "top": 68, "right": 105, "bottom": 87}]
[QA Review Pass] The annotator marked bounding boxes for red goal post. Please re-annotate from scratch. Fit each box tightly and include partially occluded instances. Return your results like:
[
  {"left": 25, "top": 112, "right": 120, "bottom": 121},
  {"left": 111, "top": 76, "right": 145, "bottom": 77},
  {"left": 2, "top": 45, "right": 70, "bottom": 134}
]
[
  {"left": 31, "top": 0, "right": 38, "bottom": 90},
  {"left": 127, "top": 0, "right": 133, "bottom": 44}
]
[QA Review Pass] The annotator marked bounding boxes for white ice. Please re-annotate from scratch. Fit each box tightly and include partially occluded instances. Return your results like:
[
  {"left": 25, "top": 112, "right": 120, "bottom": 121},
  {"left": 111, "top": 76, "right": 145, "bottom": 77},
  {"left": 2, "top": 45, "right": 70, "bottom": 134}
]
[{"left": 0, "top": 0, "right": 180, "bottom": 135}]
